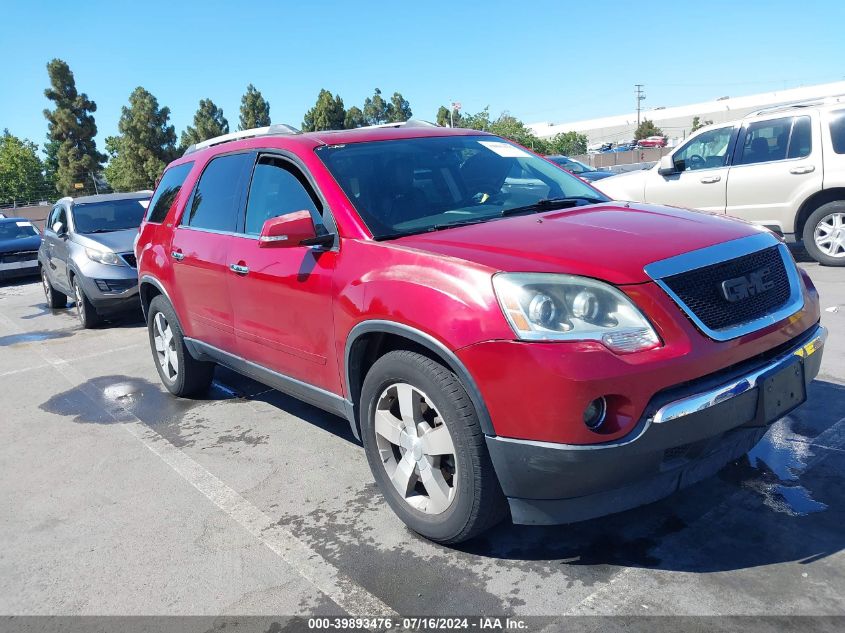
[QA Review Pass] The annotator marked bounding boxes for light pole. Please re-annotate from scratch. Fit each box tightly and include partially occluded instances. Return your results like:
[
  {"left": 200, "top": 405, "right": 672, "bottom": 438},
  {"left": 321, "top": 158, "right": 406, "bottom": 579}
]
[{"left": 450, "top": 101, "right": 461, "bottom": 128}]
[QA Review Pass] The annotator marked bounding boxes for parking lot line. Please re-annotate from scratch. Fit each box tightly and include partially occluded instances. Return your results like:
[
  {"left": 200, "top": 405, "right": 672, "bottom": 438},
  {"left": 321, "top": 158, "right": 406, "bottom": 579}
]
[
  {"left": 0, "top": 311, "right": 397, "bottom": 617},
  {"left": 0, "top": 342, "right": 145, "bottom": 378}
]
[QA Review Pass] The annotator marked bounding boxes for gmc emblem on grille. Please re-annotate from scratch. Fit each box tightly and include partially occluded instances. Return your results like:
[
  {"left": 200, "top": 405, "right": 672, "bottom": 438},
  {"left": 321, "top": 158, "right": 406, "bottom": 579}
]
[{"left": 720, "top": 266, "right": 775, "bottom": 302}]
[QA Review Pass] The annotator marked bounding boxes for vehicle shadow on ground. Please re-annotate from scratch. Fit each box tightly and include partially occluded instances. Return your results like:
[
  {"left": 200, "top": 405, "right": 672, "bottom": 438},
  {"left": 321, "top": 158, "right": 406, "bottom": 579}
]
[{"left": 456, "top": 378, "right": 845, "bottom": 574}]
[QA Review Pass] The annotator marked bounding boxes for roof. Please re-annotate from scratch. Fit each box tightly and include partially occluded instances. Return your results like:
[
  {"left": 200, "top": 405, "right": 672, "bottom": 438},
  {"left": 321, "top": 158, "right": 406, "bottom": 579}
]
[
  {"left": 63, "top": 191, "right": 153, "bottom": 205},
  {"left": 171, "top": 124, "right": 493, "bottom": 167}
]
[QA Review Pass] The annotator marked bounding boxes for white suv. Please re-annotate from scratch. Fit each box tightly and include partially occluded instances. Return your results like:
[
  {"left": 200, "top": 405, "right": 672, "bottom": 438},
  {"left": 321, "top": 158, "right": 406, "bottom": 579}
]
[{"left": 596, "top": 99, "right": 845, "bottom": 265}]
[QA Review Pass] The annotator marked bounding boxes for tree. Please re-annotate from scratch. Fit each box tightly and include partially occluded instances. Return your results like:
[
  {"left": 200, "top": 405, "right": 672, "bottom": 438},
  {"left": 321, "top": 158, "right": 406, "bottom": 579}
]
[
  {"left": 0, "top": 131, "right": 46, "bottom": 204},
  {"left": 344, "top": 106, "right": 365, "bottom": 129},
  {"left": 691, "top": 116, "right": 713, "bottom": 133},
  {"left": 489, "top": 113, "right": 547, "bottom": 152},
  {"left": 546, "top": 131, "right": 588, "bottom": 156},
  {"left": 634, "top": 119, "right": 664, "bottom": 140},
  {"left": 388, "top": 92, "right": 412, "bottom": 123},
  {"left": 301, "top": 89, "right": 346, "bottom": 132},
  {"left": 239, "top": 84, "right": 271, "bottom": 130},
  {"left": 104, "top": 87, "right": 177, "bottom": 191},
  {"left": 460, "top": 107, "right": 492, "bottom": 131},
  {"left": 43, "top": 58, "right": 105, "bottom": 196},
  {"left": 363, "top": 88, "right": 391, "bottom": 125},
  {"left": 180, "top": 99, "right": 229, "bottom": 150},
  {"left": 435, "top": 105, "right": 462, "bottom": 128}
]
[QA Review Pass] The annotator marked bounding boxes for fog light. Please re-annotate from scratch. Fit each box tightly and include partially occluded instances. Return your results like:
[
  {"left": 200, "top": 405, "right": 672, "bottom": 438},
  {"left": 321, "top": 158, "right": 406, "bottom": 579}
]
[{"left": 583, "top": 397, "right": 607, "bottom": 429}]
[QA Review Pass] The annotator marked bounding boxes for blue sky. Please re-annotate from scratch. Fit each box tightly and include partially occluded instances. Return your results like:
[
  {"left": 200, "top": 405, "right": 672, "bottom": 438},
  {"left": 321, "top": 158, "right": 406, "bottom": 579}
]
[{"left": 2, "top": 0, "right": 844, "bottom": 156}]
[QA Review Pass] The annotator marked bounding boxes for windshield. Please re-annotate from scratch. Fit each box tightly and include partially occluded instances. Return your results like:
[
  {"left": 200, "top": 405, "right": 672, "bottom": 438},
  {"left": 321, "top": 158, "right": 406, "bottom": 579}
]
[
  {"left": 72, "top": 198, "right": 149, "bottom": 234},
  {"left": 0, "top": 221, "right": 39, "bottom": 240},
  {"left": 316, "top": 135, "right": 607, "bottom": 239}
]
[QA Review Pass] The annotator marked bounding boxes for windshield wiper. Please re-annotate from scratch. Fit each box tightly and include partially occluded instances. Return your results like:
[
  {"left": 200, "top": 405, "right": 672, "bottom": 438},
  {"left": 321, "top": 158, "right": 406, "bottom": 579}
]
[
  {"left": 84, "top": 228, "right": 119, "bottom": 234},
  {"left": 500, "top": 196, "right": 605, "bottom": 217}
]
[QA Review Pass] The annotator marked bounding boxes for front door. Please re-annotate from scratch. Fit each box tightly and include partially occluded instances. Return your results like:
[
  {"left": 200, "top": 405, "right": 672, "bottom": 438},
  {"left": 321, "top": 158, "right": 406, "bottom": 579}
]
[
  {"left": 228, "top": 153, "right": 339, "bottom": 392},
  {"left": 169, "top": 151, "right": 253, "bottom": 353},
  {"left": 645, "top": 125, "right": 736, "bottom": 213},
  {"left": 43, "top": 205, "right": 71, "bottom": 293}
]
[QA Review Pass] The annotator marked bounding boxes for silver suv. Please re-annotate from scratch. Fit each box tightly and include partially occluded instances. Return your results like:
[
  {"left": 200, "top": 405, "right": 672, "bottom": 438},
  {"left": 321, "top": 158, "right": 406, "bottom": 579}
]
[
  {"left": 596, "top": 98, "right": 845, "bottom": 265},
  {"left": 38, "top": 191, "right": 151, "bottom": 327}
]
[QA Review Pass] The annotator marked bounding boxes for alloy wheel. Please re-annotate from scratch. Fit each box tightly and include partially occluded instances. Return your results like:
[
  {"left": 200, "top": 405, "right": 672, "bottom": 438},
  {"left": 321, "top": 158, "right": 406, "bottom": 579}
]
[
  {"left": 153, "top": 312, "right": 179, "bottom": 380},
  {"left": 42, "top": 270, "right": 51, "bottom": 303},
  {"left": 74, "top": 282, "right": 85, "bottom": 324},
  {"left": 814, "top": 212, "right": 845, "bottom": 258},
  {"left": 374, "top": 382, "right": 457, "bottom": 515}
]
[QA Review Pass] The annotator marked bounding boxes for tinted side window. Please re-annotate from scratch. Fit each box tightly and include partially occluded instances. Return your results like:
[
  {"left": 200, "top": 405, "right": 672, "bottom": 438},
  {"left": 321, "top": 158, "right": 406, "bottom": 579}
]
[
  {"left": 244, "top": 157, "right": 322, "bottom": 235},
  {"left": 55, "top": 207, "right": 67, "bottom": 231},
  {"left": 787, "top": 116, "right": 812, "bottom": 159},
  {"left": 830, "top": 109, "right": 845, "bottom": 154},
  {"left": 147, "top": 162, "right": 194, "bottom": 223},
  {"left": 47, "top": 207, "right": 60, "bottom": 230},
  {"left": 737, "top": 117, "right": 793, "bottom": 165},
  {"left": 183, "top": 153, "right": 252, "bottom": 232}
]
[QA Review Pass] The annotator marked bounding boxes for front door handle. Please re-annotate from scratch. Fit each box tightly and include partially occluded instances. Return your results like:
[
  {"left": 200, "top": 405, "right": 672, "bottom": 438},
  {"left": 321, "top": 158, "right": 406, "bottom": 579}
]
[
  {"left": 790, "top": 165, "right": 815, "bottom": 175},
  {"left": 171, "top": 251, "right": 184, "bottom": 261},
  {"left": 229, "top": 263, "right": 249, "bottom": 275},
  {"left": 700, "top": 175, "right": 722, "bottom": 184}
]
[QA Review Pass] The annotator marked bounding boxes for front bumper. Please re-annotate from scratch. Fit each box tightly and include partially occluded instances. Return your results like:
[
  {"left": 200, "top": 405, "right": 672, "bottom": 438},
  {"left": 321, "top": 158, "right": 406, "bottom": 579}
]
[
  {"left": 487, "top": 324, "right": 827, "bottom": 525},
  {"left": 0, "top": 258, "right": 39, "bottom": 279},
  {"left": 74, "top": 263, "right": 139, "bottom": 313}
]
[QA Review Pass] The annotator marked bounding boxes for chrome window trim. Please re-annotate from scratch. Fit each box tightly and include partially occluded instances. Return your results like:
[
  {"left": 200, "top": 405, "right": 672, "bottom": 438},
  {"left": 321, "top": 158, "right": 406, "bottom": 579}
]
[{"left": 644, "top": 233, "right": 804, "bottom": 342}]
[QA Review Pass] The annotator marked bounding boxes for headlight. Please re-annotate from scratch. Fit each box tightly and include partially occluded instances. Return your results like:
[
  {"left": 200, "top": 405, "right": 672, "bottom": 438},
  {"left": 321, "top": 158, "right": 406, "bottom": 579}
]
[
  {"left": 85, "top": 248, "right": 123, "bottom": 266},
  {"left": 492, "top": 273, "right": 661, "bottom": 353}
]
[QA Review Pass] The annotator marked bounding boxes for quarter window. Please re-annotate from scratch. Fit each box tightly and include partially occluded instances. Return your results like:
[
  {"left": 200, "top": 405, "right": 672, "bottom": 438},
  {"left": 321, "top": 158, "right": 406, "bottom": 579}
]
[
  {"left": 147, "top": 162, "right": 194, "bottom": 223},
  {"left": 673, "top": 126, "right": 733, "bottom": 171},
  {"left": 244, "top": 156, "right": 322, "bottom": 235},
  {"left": 830, "top": 109, "right": 845, "bottom": 154},
  {"left": 183, "top": 153, "right": 252, "bottom": 232}
]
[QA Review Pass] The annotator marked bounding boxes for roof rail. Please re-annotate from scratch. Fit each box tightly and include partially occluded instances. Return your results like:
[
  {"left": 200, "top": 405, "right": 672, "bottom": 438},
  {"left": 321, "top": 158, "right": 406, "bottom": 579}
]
[
  {"left": 347, "top": 119, "right": 439, "bottom": 130},
  {"left": 745, "top": 94, "right": 845, "bottom": 118},
  {"left": 183, "top": 123, "right": 300, "bottom": 155}
]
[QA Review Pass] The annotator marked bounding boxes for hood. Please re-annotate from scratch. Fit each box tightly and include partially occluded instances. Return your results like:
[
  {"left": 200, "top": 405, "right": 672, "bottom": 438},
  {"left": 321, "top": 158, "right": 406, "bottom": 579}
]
[
  {"left": 391, "top": 202, "right": 766, "bottom": 285},
  {"left": 71, "top": 228, "right": 138, "bottom": 254},
  {"left": 591, "top": 168, "right": 650, "bottom": 200},
  {"left": 581, "top": 170, "right": 614, "bottom": 181},
  {"left": 0, "top": 235, "right": 41, "bottom": 255}
]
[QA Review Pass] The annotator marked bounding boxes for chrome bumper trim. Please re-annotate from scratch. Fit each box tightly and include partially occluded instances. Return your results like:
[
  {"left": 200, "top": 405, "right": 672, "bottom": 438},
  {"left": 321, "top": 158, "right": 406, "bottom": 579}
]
[{"left": 653, "top": 325, "right": 827, "bottom": 424}]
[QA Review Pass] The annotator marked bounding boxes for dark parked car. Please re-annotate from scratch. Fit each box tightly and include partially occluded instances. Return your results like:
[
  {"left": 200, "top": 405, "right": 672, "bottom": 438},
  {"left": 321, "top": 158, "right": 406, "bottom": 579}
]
[
  {"left": 39, "top": 191, "right": 151, "bottom": 327},
  {"left": 0, "top": 217, "right": 41, "bottom": 280},
  {"left": 547, "top": 155, "right": 614, "bottom": 182}
]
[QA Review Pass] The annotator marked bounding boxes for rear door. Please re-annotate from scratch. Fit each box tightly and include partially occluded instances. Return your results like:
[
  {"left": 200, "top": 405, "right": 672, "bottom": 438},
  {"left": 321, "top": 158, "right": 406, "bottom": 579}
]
[
  {"left": 725, "top": 114, "right": 822, "bottom": 237},
  {"left": 169, "top": 151, "right": 253, "bottom": 353},
  {"left": 227, "top": 153, "right": 339, "bottom": 392},
  {"left": 644, "top": 125, "right": 736, "bottom": 213}
]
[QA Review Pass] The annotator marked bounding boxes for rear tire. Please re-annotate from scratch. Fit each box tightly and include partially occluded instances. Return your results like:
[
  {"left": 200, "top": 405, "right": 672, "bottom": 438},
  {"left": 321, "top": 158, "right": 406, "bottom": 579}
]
[
  {"left": 72, "top": 276, "right": 101, "bottom": 328},
  {"left": 360, "top": 350, "right": 507, "bottom": 544},
  {"left": 42, "top": 267, "right": 67, "bottom": 309},
  {"left": 147, "top": 295, "right": 214, "bottom": 397},
  {"left": 803, "top": 201, "right": 845, "bottom": 266}
]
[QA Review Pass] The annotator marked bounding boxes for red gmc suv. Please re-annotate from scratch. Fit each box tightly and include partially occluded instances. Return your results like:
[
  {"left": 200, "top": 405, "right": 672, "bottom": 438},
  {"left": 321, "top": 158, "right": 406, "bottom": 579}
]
[{"left": 136, "top": 122, "right": 826, "bottom": 544}]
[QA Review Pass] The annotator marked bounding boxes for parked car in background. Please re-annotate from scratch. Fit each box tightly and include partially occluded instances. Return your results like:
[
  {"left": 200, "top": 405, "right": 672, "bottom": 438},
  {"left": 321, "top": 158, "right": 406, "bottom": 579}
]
[
  {"left": 0, "top": 217, "right": 41, "bottom": 281},
  {"left": 637, "top": 136, "right": 667, "bottom": 148},
  {"left": 596, "top": 99, "right": 845, "bottom": 265},
  {"left": 39, "top": 191, "right": 151, "bottom": 326},
  {"left": 136, "top": 122, "right": 824, "bottom": 544},
  {"left": 547, "top": 155, "right": 615, "bottom": 182}
]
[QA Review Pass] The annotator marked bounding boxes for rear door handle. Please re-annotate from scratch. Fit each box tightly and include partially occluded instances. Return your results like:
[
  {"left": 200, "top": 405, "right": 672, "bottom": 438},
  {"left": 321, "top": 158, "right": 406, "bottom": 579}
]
[
  {"left": 229, "top": 263, "right": 249, "bottom": 275},
  {"left": 171, "top": 251, "right": 184, "bottom": 261},
  {"left": 790, "top": 165, "right": 815, "bottom": 175},
  {"left": 700, "top": 176, "right": 721, "bottom": 184}
]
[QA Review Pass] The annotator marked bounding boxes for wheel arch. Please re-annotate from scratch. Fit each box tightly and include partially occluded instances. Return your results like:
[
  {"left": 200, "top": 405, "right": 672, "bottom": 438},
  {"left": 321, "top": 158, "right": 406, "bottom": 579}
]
[
  {"left": 794, "top": 188, "right": 845, "bottom": 237},
  {"left": 344, "top": 320, "right": 495, "bottom": 439},
  {"left": 139, "top": 275, "right": 183, "bottom": 332}
]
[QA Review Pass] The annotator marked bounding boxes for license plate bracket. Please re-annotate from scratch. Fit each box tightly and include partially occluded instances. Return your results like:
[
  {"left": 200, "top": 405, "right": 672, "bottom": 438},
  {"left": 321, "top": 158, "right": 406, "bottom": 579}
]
[{"left": 758, "top": 356, "right": 806, "bottom": 423}]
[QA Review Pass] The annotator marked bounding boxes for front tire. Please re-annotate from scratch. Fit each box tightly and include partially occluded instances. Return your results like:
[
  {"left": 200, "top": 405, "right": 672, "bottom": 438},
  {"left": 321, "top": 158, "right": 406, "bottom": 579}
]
[
  {"left": 360, "top": 350, "right": 507, "bottom": 544},
  {"left": 72, "top": 276, "right": 101, "bottom": 328},
  {"left": 42, "top": 267, "right": 67, "bottom": 309},
  {"left": 803, "top": 201, "right": 845, "bottom": 266},
  {"left": 147, "top": 295, "right": 214, "bottom": 397}
]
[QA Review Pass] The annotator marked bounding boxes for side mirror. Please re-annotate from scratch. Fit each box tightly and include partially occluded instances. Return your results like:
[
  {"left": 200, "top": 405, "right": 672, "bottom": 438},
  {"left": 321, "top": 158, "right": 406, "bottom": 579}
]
[
  {"left": 657, "top": 155, "right": 678, "bottom": 176},
  {"left": 52, "top": 221, "right": 67, "bottom": 237},
  {"left": 258, "top": 211, "right": 318, "bottom": 248}
]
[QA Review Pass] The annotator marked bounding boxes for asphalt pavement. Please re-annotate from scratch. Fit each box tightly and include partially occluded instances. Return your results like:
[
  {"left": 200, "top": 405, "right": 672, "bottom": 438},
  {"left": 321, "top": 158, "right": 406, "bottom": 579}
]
[{"left": 0, "top": 258, "right": 843, "bottom": 622}]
